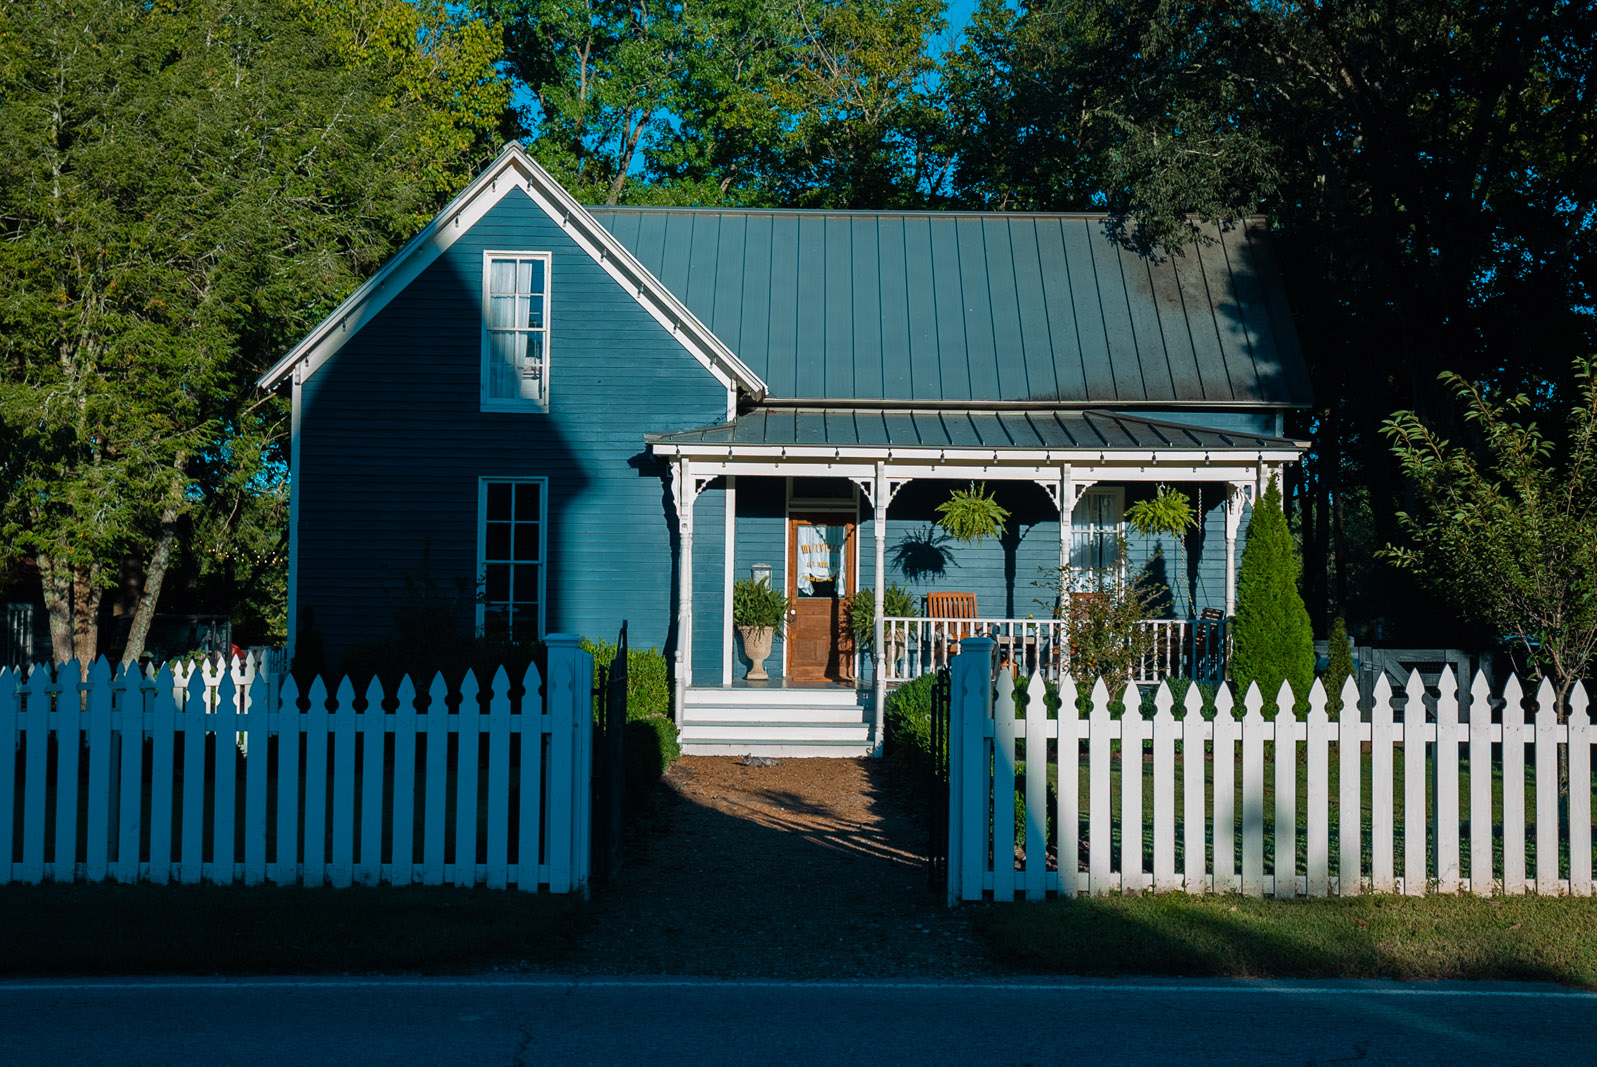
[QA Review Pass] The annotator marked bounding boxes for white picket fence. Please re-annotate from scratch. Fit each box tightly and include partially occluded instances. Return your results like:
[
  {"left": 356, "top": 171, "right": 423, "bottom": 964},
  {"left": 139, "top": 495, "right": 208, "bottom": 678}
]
[
  {"left": 0, "top": 636, "right": 594, "bottom": 892},
  {"left": 948, "top": 636, "right": 1596, "bottom": 903}
]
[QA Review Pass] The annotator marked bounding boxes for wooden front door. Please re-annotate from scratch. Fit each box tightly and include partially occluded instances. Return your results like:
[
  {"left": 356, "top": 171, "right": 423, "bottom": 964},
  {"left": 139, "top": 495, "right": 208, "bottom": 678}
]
[{"left": 787, "top": 514, "right": 856, "bottom": 681}]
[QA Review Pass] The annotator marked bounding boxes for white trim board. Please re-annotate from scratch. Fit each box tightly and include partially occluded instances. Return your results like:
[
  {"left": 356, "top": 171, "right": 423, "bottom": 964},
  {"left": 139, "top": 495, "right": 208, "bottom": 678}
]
[{"left": 257, "top": 143, "right": 767, "bottom": 400}]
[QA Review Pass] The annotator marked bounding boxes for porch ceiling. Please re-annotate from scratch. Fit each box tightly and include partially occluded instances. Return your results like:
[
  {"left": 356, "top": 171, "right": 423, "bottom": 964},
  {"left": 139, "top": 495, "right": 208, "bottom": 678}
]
[{"left": 648, "top": 406, "right": 1307, "bottom": 458}]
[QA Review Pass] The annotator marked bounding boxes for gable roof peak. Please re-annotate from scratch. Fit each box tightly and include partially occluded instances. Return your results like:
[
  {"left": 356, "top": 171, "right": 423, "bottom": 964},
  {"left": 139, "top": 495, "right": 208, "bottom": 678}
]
[{"left": 257, "top": 143, "right": 767, "bottom": 398}]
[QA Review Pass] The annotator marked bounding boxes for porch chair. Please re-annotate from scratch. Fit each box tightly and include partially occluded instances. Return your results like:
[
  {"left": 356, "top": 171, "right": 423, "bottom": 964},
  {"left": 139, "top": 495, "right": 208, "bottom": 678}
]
[{"left": 926, "top": 591, "right": 978, "bottom": 664}]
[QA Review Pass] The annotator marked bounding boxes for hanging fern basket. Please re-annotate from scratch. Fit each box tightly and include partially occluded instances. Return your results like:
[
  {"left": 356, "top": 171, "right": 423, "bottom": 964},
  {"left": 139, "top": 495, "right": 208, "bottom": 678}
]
[{"left": 936, "top": 482, "right": 1010, "bottom": 545}]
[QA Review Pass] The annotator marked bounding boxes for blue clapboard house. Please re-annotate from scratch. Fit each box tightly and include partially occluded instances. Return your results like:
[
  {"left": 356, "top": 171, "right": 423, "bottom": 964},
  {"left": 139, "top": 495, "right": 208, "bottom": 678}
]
[{"left": 260, "top": 144, "right": 1312, "bottom": 756}]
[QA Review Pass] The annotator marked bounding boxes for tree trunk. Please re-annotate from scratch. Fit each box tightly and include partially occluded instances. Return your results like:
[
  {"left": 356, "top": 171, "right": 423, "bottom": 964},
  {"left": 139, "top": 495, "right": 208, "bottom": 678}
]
[
  {"left": 38, "top": 554, "right": 104, "bottom": 664},
  {"left": 120, "top": 501, "right": 181, "bottom": 665}
]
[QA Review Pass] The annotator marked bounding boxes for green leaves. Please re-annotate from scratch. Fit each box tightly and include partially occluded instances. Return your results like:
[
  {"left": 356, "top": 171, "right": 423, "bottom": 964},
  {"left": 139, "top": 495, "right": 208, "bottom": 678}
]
[
  {"left": 1382, "top": 360, "right": 1597, "bottom": 713},
  {"left": 0, "top": 0, "right": 503, "bottom": 655},
  {"left": 935, "top": 481, "right": 1010, "bottom": 545}
]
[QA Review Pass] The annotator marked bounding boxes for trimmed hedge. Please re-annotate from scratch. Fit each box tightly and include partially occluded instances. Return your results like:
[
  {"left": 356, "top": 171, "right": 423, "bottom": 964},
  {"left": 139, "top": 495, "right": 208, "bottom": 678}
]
[
  {"left": 624, "top": 715, "right": 681, "bottom": 809},
  {"left": 581, "top": 636, "right": 679, "bottom": 808},
  {"left": 884, "top": 673, "right": 939, "bottom": 775}
]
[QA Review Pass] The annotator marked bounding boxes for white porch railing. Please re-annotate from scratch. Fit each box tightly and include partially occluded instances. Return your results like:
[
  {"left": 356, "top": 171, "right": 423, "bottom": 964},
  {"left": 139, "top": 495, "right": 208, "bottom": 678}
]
[{"left": 882, "top": 616, "right": 1229, "bottom": 686}]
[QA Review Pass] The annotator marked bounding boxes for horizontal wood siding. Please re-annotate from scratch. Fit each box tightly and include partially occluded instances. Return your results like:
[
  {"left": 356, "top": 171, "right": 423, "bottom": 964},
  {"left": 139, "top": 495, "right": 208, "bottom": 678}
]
[
  {"left": 296, "top": 189, "right": 728, "bottom": 667},
  {"left": 876, "top": 481, "right": 1060, "bottom": 619},
  {"left": 1123, "top": 483, "right": 1249, "bottom": 619}
]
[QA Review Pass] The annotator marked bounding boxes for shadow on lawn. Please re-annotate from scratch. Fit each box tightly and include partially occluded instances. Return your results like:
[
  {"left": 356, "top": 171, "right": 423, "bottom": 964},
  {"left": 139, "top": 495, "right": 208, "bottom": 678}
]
[{"left": 975, "top": 890, "right": 1597, "bottom": 987}]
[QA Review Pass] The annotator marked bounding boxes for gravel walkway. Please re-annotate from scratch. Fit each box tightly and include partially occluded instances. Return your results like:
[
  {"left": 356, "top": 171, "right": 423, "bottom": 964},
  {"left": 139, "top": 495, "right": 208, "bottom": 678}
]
[{"left": 567, "top": 756, "right": 994, "bottom": 978}]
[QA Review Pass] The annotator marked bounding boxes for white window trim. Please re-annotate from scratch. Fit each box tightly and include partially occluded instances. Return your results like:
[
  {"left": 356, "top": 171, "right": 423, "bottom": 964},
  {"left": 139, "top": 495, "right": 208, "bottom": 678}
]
[
  {"left": 475, "top": 476, "right": 549, "bottom": 640},
  {"left": 481, "top": 250, "right": 553, "bottom": 412}
]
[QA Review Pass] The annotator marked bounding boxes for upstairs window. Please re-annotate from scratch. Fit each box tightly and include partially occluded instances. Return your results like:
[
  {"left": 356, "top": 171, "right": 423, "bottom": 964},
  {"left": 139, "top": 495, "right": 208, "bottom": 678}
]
[{"left": 482, "top": 252, "right": 551, "bottom": 409}]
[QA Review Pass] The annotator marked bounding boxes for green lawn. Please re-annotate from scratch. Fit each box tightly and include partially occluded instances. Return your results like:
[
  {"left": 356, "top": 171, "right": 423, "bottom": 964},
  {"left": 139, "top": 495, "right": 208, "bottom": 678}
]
[
  {"left": 0, "top": 882, "right": 584, "bottom": 974},
  {"left": 1010, "top": 743, "right": 1597, "bottom": 885},
  {"left": 977, "top": 891, "right": 1597, "bottom": 988}
]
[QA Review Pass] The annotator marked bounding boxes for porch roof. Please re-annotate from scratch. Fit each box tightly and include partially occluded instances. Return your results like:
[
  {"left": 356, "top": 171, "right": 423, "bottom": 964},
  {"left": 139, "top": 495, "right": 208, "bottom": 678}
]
[{"left": 648, "top": 407, "right": 1307, "bottom": 456}]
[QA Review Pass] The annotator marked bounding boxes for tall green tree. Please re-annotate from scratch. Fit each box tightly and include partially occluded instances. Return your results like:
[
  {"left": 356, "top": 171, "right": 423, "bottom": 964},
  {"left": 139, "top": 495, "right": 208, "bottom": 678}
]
[
  {"left": 475, "top": 0, "right": 949, "bottom": 207},
  {"left": 1231, "top": 477, "right": 1316, "bottom": 714},
  {"left": 0, "top": 0, "right": 505, "bottom": 663},
  {"left": 943, "top": 0, "right": 1597, "bottom": 639},
  {"left": 1383, "top": 361, "right": 1597, "bottom": 720}
]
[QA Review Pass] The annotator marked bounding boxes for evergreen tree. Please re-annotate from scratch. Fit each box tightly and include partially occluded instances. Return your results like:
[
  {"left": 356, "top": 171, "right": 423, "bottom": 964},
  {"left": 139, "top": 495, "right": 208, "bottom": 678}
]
[
  {"left": 0, "top": 0, "right": 505, "bottom": 663},
  {"left": 1230, "top": 477, "right": 1315, "bottom": 715}
]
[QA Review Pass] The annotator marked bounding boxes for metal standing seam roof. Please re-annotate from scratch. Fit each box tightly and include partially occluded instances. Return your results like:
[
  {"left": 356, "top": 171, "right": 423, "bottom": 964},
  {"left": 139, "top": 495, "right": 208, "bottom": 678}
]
[
  {"left": 590, "top": 208, "right": 1313, "bottom": 408},
  {"left": 647, "top": 407, "right": 1308, "bottom": 453}
]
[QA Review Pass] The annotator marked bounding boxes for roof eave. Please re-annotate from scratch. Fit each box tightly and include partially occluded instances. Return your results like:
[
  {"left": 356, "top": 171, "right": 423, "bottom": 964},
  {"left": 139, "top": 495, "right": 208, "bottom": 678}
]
[{"left": 257, "top": 143, "right": 768, "bottom": 399}]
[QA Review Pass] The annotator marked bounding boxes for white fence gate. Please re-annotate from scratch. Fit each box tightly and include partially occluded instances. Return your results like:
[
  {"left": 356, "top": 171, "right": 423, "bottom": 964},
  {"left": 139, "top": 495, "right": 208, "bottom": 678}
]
[
  {"left": 1, "top": 635, "right": 593, "bottom": 893},
  {"left": 947, "top": 636, "right": 1595, "bottom": 903}
]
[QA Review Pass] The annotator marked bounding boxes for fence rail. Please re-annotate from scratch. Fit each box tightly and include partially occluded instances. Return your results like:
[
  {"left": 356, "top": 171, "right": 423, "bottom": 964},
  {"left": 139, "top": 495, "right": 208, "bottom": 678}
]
[
  {"left": 947, "top": 636, "right": 1595, "bottom": 903},
  {"left": 1, "top": 637, "right": 594, "bottom": 893}
]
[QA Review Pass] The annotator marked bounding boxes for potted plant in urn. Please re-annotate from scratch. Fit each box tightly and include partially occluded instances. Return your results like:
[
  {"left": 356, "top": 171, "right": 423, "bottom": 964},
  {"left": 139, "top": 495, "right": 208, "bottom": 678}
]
[
  {"left": 733, "top": 577, "right": 788, "bottom": 680},
  {"left": 847, "top": 583, "right": 918, "bottom": 671}
]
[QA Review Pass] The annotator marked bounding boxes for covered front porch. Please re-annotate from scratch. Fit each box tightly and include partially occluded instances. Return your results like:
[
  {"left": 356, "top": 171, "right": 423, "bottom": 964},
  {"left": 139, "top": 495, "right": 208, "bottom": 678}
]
[{"left": 651, "top": 407, "right": 1308, "bottom": 756}]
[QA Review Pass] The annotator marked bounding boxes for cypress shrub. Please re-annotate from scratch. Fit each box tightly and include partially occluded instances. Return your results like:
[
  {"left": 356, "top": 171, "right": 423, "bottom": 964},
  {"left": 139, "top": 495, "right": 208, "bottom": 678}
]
[{"left": 1230, "top": 477, "right": 1315, "bottom": 716}]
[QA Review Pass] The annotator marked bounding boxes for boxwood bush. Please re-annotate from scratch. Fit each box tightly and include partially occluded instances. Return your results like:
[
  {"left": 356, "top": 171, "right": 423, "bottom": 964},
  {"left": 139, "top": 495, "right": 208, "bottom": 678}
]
[
  {"left": 884, "top": 673, "right": 939, "bottom": 775},
  {"left": 582, "top": 637, "right": 679, "bottom": 807}
]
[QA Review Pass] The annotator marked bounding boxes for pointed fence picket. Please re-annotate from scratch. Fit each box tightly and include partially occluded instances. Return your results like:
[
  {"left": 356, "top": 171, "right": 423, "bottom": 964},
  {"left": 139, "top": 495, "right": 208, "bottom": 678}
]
[
  {"left": 2, "top": 641, "right": 595, "bottom": 893},
  {"left": 944, "top": 645, "right": 1597, "bottom": 904}
]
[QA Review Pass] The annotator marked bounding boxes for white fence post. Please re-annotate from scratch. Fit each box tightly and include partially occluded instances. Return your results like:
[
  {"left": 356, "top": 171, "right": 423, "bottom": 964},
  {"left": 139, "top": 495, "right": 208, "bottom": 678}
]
[
  {"left": 1573, "top": 684, "right": 1593, "bottom": 897},
  {"left": 992, "top": 668, "right": 1016, "bottom": 902},
  {"left": 1468, "top": 672, "right": 1494, "bottom": 895},
  {"left": 543, "top": 634, "right": 593, "bottom": 896},
  {"left": 949, "top": 636, "right": 994, "bottom": 905},
  {"left": 1402, "top": 670, "right": 1428, "bottom": 896},
  {"left": 1181, "top": 683, "right": 1208, "bottom": 894},
  {"left": 1056, "top": 675, "right": 1082, "bottom": 898},
  {"left": 1211, "top": 683, "right": 1238, "bottom": 894},
  {"left": 1434, "top": 668, "right": 1461, "bottom": 894},
  {"left": 1274, "top": 681, "right": 1299, "bottom": 899}
]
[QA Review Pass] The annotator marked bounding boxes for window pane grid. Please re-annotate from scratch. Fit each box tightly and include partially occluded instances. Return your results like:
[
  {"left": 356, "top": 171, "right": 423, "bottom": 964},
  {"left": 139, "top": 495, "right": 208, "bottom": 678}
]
[{"left": 481, "top": 481, "right": 543, "bottom": 641}]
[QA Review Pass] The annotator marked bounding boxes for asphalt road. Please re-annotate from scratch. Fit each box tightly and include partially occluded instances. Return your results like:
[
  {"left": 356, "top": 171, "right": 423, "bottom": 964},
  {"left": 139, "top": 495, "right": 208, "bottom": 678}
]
[{"left": 1, "top": 976, "right": 1590, "bottom": 1065}]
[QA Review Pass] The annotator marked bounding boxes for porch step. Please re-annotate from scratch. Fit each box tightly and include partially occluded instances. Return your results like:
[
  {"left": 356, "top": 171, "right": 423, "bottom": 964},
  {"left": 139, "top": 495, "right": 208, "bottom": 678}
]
[
  {"left": 683, "top": 686, "right": 865, "bottom": 708},
  {"left": 678, "top": 689, "right": 876, "bottom": 756},
  {"left": 680, "top": 720, "right": 871, "bottom": 743},
  {"left": 682, "top": 704, "right": 867, "bottom": 724},
  {"left": 679, "top": 741, "right": 877, "bottom": 759}
]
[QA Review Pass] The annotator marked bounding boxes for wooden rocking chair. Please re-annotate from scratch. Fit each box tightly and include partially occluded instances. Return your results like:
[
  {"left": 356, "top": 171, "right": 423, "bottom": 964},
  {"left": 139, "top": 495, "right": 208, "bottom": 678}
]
[{"left": 926, "top": 591, "right": 978, "bottom": 663}]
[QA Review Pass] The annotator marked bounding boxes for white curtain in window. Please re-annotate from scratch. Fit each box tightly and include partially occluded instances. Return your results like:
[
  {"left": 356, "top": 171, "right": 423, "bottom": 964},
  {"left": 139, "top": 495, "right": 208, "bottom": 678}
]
[
  {"left": 796, "top": 525, "right": 844, "bottom": 594},
  {"left": 1070, "top": 491, "right": 1121, "bottom": 585},
  {"left": 487, "top": 257, "right": 544, "bottom": 401}
]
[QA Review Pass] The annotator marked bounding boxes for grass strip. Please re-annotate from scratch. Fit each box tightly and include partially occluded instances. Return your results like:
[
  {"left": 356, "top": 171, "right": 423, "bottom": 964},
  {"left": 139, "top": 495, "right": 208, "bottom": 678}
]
[
  {"left": 977, "top": 892, "right": 1597, "bottom": 988},
  {"left": 0, "top": 883, "right": 585, "bottom": 976}
]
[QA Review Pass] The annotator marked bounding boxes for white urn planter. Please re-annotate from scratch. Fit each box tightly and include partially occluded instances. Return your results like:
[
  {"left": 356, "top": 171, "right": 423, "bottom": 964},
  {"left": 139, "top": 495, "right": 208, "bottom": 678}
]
[{"left": 738, "top": 625, "right": 776, "bottom": 680}]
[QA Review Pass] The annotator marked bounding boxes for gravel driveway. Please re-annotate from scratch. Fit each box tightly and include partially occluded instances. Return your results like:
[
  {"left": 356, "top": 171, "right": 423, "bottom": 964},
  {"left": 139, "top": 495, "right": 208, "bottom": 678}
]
[{"left": 567, "top": 756, "right": 993, "bottom": 978}]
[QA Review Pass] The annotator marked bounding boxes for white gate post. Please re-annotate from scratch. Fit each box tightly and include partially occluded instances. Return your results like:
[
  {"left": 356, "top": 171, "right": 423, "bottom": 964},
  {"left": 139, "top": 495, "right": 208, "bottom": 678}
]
[
  {"left": 949, "top": 636, "right": 995, "bottom": 905},
  {"left": 544, "top": 634, "right": 594, "bottom": 895}
]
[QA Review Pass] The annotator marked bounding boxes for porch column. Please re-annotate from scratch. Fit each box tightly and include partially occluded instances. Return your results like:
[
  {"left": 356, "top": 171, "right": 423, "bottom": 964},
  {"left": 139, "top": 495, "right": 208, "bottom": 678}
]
[
  {"left": 674, "top": 457, "right": 696, "bottom": 724},
  {"left": 1058, "top": 466, "right": 1072, "bottom": 674},
  {"left": 722, "top": 476, "right": 736, "bottom": 685},
  {"left": 1223, "top": 480, "right": 1250, "bottom": 617},
  {"left": 872, "top": 461, "right": 888, "bottom": 758}
]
